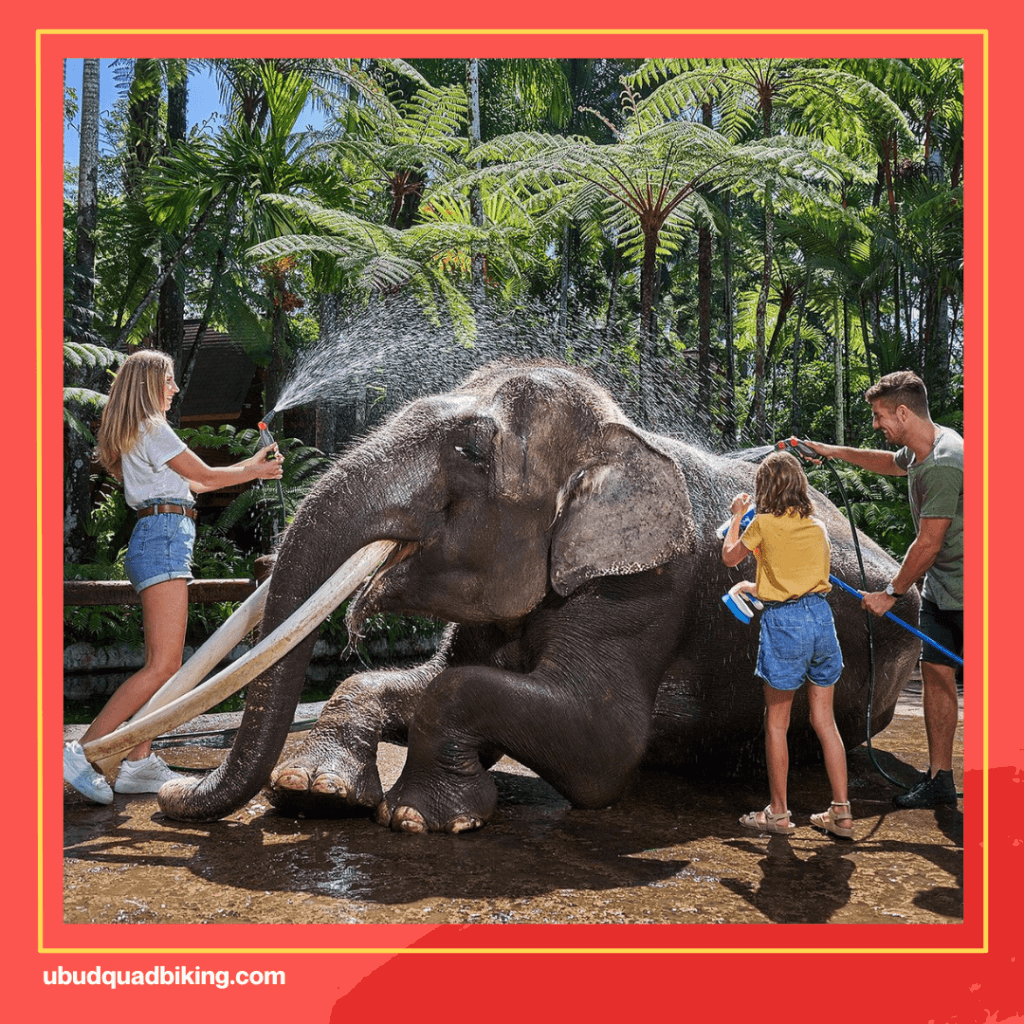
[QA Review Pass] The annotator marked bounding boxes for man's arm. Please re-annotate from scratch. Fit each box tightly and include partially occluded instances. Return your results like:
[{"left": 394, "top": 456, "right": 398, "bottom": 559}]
[
  {"left": 801, "top": 439, "right": 907, "bottom": 477},
  {"left": 861, "top": 517, "right": 952, "bottom": 616}
]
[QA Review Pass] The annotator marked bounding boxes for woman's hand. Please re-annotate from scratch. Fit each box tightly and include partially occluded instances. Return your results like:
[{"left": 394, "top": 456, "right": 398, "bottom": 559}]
[{"left": 247, "top": 444, "right": 285, "bottom": 480}]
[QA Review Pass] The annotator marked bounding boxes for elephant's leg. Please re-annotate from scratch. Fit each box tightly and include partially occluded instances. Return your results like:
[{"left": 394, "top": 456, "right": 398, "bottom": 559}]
[
  {"left": 267, "top": 659, "right": 441, "bottom": 817},
  {"left": 377, "top": 663, "right": 655, "bottom": 834}
]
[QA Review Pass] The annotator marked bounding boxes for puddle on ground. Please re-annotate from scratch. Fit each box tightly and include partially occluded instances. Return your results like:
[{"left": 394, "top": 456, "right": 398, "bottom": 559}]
[{"left": 63, "top": 695, "right": 963, "bottom": 926}]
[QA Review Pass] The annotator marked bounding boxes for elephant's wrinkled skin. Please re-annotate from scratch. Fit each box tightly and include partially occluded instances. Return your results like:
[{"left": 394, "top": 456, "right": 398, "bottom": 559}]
[{"left": 158, "top": 360, "right": 920, "bottom": 832}]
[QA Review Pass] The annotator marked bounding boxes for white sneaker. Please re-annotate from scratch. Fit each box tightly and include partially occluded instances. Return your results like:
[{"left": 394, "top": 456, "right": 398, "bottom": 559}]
[
  {"left": 114, "top": 753, "right": 188, "bottom": 794},
  {"left": 63, "top": 741, "right": 113, "bottom": 805}
]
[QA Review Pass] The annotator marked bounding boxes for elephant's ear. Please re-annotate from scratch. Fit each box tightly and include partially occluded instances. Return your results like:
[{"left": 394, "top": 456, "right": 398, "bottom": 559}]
[{"left": 550, "top": 423, "right": 694, "bottom": 597}]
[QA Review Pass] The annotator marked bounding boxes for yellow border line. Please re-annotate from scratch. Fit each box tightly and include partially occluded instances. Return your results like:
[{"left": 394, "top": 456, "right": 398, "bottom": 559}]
[
  {"left": 44, "top": 34, "right": 986, "bottom": 956},
  {"left": 981, "top": 28, "right": 990, "bottom": 951},
  {"left": 36, "top": 27, "right": 47, "bottom": 959},
  {"left": 38, "top": 947, "right": 988, "bottom": 955},
  {"left": 38, "top": 27, "right": 987, "bottom": 36}
]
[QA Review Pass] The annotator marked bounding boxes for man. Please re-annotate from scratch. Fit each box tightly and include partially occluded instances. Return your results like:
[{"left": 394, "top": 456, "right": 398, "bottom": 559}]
[{"left": 805, "top": 371, "right": 963, "bottom": 809}]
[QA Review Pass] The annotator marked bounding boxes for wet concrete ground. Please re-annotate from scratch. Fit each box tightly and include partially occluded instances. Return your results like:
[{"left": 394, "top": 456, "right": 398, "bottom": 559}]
[{"left": 63, "top": 682, "right": 963, "bottom": 926}]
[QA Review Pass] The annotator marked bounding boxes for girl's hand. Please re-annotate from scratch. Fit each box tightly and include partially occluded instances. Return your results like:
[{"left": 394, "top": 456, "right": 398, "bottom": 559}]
[
  {"left": 250, "top": 444, "right": 284, "bottom": 479},
  {"left": 730, "top": 492, "right": 753, "bottom": 516}
]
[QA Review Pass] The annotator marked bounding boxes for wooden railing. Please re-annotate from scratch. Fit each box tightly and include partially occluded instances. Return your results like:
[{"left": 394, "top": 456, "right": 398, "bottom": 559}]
[{"left": 64, "top": 579, "right": 257, "bottom": 607}]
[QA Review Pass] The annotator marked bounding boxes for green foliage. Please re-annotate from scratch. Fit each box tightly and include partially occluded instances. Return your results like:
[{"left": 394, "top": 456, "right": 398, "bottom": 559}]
[
  {"left": 178, "top": 424, "right": 333, "bottom": 549},
  {"left": 806, "top": 461, "right": 917, "bottom": 562},
  {"left": 64, "top": 56, "right": 964, "bottom": 568}
]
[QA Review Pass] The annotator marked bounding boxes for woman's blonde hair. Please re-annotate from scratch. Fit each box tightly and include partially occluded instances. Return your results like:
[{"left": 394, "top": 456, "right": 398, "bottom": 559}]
[
  {"left": 95, "top": 350, "right": 174, "bottom": 478},
  {"left": 755, "top": 450, "right": 813, "bottom": 518}
]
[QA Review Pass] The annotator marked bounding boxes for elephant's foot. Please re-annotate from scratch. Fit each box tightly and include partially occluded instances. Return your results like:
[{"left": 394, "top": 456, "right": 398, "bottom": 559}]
[
  {"left": 267, "top": 751, "right": 384, "bottom": 818},
  {"left": 376, "top": 767, "right": 497, "bottom": 834}
]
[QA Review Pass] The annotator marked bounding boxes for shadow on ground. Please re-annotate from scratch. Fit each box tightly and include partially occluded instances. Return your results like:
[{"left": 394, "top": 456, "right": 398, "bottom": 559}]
[{"left": 63, "top": 698, "right": 963, "bottom": 926}]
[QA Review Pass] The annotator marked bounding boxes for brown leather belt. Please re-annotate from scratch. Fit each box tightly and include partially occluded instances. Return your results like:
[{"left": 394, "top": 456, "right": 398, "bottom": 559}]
[{"left": 137, "top": 504, "right": 198, "bottom": 520}]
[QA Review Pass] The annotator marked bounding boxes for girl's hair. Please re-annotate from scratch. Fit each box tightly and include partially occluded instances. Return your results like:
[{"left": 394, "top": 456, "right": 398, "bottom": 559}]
[
  {"left": 755, "top": 450, "right": 813, "bottom": 518},
  {"left": 95, "top": 350, "right": 174, "bottom": 478}
]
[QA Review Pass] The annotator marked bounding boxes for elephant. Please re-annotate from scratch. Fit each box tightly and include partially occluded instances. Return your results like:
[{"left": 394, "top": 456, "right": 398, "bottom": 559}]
[{"left": 157, "top": 359, "right": 921, "bottom": 832}]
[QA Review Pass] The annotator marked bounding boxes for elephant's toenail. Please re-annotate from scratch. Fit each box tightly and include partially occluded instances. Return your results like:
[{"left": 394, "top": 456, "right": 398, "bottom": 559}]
[
  {"left": 393, "top": 806, "right": 427, "bottom": 832},
  {"left": 272, "top": 769, "right": 311, "bottom": 791},
  {"left": 311, "top": 775, "right": 344, "bottom": 795},
  {"left": 448, "top": 815, "right": 482, "bottom": 833}
]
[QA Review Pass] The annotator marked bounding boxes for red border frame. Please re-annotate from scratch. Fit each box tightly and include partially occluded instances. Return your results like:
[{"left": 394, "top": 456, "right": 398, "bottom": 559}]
[{"left": 13, "top": 5, "right": 1016, "bottom": 1019}]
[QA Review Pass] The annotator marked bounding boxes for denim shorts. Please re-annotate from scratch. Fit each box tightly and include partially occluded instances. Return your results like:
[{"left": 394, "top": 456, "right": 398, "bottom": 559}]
[
  {"left": 755, "top": 592, "right": 844, "bottom": 691},
  {"left": 124, "top": 503, "right": 196, "bottom": 593},
  {"left": 919, "top": 598, "right": 963, "bottom": 669}
]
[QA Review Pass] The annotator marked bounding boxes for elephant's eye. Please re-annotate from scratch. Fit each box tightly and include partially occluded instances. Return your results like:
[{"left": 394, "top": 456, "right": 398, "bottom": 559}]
[{"left": 454, "top": 441, "right": 485, "bottom": 465}]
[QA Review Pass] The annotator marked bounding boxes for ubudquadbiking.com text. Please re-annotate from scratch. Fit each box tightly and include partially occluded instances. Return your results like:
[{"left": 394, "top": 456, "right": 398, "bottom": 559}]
[{"left": 43, "top": 965, "right": 285, "bottom": 990}]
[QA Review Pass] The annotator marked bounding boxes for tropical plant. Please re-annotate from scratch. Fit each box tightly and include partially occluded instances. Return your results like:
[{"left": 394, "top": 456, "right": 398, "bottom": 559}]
[{"left": 629, "top": 58, "right": 912, "bottom": 440}]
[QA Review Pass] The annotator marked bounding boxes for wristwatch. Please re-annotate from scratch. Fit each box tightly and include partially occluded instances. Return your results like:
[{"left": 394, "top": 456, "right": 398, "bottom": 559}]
[{"left": 884, "top": 581, "right": 904, "bottom": 598}]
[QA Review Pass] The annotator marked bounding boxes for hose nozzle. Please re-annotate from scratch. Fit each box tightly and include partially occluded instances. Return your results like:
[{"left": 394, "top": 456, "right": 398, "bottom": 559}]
[
  {"left": 257, "top": 412, "right": 286, "bottom": 535},
  {"left": 775, "top": 437, "right": 821, "bottom": 462}
]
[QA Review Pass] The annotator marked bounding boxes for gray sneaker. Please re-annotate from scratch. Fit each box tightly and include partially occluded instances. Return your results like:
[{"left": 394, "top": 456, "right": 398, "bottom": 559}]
[
  {"left": 63, "top": 741, "right": 113, "bottom": 805},
  {"left": 114, "top": 754, "right": 188, "bottom": 794}
]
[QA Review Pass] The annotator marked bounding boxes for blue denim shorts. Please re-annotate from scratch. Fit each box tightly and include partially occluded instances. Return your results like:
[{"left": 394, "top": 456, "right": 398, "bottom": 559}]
[
  {"left": 124, "top": 503, "right": 196, "bottom": 593},
  {"left": 755, "top": 592, "right": 844, "bottom": 691}
]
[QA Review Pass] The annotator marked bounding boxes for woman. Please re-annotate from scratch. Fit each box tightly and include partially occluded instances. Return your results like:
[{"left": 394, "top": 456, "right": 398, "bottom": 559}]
[
  {"left": 720, "top": 450, "right": 853, "bottom": 839},
  {"left": 63, "top": 349, "right": 285, "bottom": 804}
]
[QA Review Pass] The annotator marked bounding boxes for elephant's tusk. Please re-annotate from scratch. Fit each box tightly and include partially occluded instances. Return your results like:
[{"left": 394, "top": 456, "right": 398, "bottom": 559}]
[
  {"left": 81, "top": 540, "right": 397, "bottom": 767},
  {"left": 88, "top": 582, "right": 271, "bottom": 776}
]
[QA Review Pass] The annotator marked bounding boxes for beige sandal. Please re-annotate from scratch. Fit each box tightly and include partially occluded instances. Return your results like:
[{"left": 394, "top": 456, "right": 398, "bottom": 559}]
[
  {"left": 739, "top": 804, "right": 797, "bottom": 835},
  {"left": 810, "top": 800, "right": 854, "bottom": 839}
]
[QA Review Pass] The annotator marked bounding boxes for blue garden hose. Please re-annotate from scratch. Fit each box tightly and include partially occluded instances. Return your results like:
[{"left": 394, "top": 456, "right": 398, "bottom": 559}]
[{"left": 828, "top": 575, "right": 963, "bottom": 667}]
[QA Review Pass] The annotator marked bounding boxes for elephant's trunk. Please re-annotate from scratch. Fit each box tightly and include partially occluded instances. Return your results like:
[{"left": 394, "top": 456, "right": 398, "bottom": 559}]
[{"left": 157, "top": 447, "right": 423, "bottom": 822}]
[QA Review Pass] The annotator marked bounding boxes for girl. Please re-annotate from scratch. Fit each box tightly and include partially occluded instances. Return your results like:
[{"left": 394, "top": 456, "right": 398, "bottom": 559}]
[
  {"left": 721, "top": 450, "right": 853, "bottom": 839},
  {"left": 63, "top": 349, "right": 285, "bottom": 804}
]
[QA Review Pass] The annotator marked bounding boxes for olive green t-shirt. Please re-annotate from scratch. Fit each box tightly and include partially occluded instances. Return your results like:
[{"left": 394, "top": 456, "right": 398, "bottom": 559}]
[{"left": 894, "top": 426, "right": 964, "bottom": 610}]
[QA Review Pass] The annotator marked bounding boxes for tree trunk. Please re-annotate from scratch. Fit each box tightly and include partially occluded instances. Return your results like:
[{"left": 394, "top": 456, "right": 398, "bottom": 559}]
[
  {"left": 789, "top": 271, "right": 811, "bottom": 438},
  {"left": 158, "top": 64, "right": 188, "bottom": 426},
  {"left": 721, "top": 195, "right": 736, "bottom": 445},
  {"left": 115, "top": 202, "right": 215, "bottom": 347},
  {"left": 72, "top": 59, "right": 100, "bottom": 337},
  {"left": 833, "top": 290, "right": 844, "bottom": 445},
  {"left": 65, "top": 58, "right": 102, "bottom": 563},
  {"left": 638, "top": 228, "right": 659, "bottom": 428},
  {"left": 467, "top": 59, "right": 485, "bottom": 289},
  {"left": 842, "top": 294, "right": 851, "bottom": 441},
  {"left": 860, "top": 294, "right": 876, "bottom": 383},
  {"left": 696, "top": 100, "right": 714, "bottom": 420},
  {"left": 752, "top": 195, "right": 773, "bottom": 443}
]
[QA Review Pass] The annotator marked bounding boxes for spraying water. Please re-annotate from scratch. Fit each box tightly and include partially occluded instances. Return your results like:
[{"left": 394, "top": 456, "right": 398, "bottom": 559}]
[{"left": 266, "top": 295, "right": 769, "bottom": 456}]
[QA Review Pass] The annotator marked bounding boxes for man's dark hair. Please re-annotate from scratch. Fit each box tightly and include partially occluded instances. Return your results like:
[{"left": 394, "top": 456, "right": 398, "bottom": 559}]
[{"left": 864, "top": 371, "right": 931, "bottom": 419}]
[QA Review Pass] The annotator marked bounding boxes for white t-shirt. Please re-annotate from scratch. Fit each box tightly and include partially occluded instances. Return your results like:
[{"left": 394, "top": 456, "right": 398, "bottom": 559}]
[{"left": 121, "top": 418, "right": 191, "bottom": 509}]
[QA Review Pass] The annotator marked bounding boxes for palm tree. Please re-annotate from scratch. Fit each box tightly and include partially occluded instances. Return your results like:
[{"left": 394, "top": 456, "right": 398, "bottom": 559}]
[
  {"left": 143, "top": 64, "right": 349, "bottom": 411},
  {"left": 465, "top": 80, "right": 858, "bottom": 428},
  {"left": 629, "top": 58, "right": 910, "bottom": 440}
]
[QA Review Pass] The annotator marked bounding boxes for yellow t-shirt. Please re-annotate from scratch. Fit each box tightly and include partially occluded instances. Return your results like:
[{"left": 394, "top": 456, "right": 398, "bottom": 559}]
[{"left": 740, "top": 510, "right": 832, "bottom": 603}]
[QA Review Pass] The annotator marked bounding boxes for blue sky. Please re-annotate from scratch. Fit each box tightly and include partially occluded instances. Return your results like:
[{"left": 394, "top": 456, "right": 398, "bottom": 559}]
[{"left": 63, "top": 58, "right": 327, "bottom": 166}]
